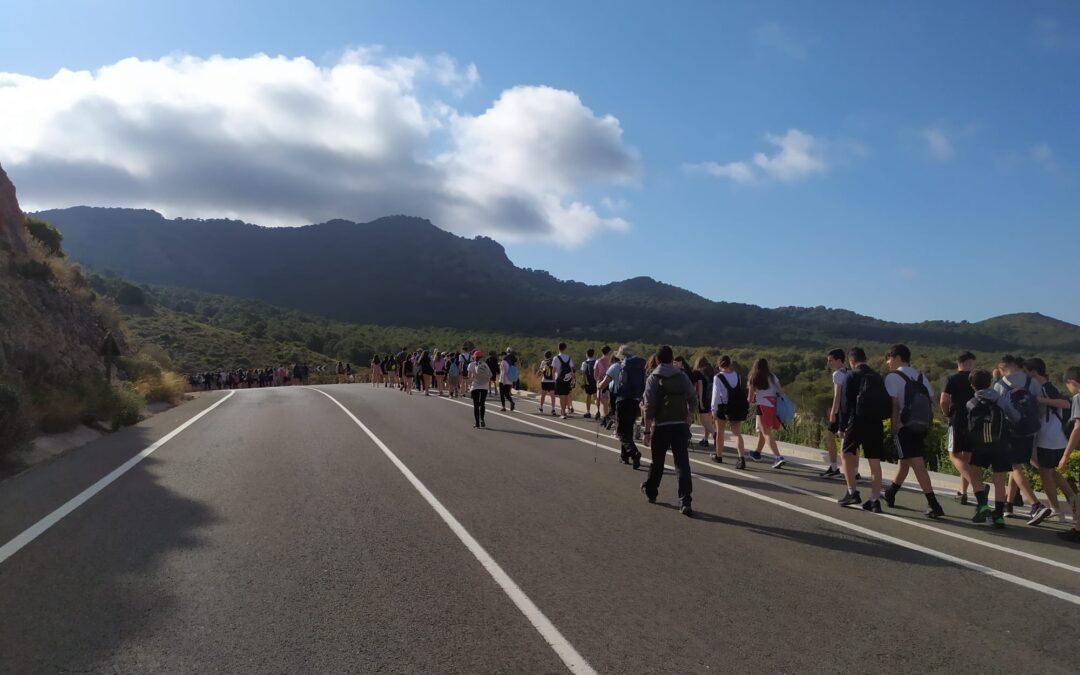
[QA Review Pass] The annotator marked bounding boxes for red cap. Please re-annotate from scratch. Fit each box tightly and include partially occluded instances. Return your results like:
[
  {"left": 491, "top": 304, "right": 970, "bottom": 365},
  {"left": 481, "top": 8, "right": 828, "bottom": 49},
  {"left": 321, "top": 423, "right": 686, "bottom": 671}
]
[{"left": 473, "top": 350, "right": 484, "bottom": 359}]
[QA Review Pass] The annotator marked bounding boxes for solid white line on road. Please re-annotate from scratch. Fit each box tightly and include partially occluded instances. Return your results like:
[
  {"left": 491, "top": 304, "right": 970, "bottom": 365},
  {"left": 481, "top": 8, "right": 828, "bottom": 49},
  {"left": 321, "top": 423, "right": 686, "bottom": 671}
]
[
  {"left": 485, "top": 403, "right": 1080, "bottom": 576},
  {"left": 0, "top": 390, "right": 237, "bottom": 567},
  {"left": 436, "top": 396, "right": 1080, "bottom": 607},
  {"left": 308, "top": 388, "right": 597, "bottom": 675}
]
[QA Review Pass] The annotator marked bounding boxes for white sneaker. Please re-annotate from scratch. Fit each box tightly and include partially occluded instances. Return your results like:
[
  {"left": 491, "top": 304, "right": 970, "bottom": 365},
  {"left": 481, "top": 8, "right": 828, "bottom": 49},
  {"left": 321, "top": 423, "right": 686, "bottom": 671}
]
[{"left": 772, "top": 457, "right": 786, "bottom": 469}]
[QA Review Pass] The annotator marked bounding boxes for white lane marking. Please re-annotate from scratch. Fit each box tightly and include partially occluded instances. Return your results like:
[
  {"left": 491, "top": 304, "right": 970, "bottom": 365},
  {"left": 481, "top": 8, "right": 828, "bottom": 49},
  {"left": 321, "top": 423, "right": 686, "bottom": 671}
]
[
  {"left": 0, "top": 390, "right": 237, "bottom": 566},
  {"left": 436, "top": 396, "right": 1080, "bottom": 607},
  {"left": 479, "top": 402, "right": 1080, "bottom": 576},
  {"left": 308, "top": 388, "right": 597, "bottom": 675}
]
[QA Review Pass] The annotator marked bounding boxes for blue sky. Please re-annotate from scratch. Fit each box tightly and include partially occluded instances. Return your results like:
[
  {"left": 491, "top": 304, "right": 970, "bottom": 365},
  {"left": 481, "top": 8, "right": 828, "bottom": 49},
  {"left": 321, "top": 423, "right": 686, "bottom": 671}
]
[{"left": 1, "top": 1, "right": 1078, "bottom": 324}]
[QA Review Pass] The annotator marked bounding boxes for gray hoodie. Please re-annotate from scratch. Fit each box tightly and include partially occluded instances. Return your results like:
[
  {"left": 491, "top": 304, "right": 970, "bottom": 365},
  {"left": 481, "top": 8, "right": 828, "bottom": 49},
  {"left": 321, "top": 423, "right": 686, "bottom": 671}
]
[
  {"left": 967, "top": 388, "right": 1020, "bottom": 424},
  {"left": 644, "top": 363, "right": 699, "bottom": 427}
]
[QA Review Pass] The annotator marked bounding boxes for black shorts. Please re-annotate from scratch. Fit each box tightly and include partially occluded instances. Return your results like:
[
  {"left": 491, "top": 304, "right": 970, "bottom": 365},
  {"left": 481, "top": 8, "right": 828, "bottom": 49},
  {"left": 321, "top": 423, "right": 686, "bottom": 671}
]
[
  {"left": 583, "top": 384, "right": 598, "bottom": 395},
  {"left": 422, "top": 366, "right": 434, "bottom": 376},
  {"left": 842, "top": 418, "right": 885, "bottom": 459},
  {"left": 892, "top": 427, "right": 927, "bottom": 460},
  {"left": 827, "top": 414, "right": 850, "bottom": 435},
  {"left": 948, "top": 425, "right": 972, "bottom": 454},
  {"left": 713, "top": 404, "right": 747, "bottom": 422},
  {"left": 541, "top": 381, "right": 555, "bottom": 392},
  {"left": 971, "top": 442, "right": 1012, "bottom": 473},
  {"left": 1008, "top": 435, "right": 1035, "bottom": 466},
  {"left": 1036, "top": 447, "right": 1065, "bottom": 469},
  {"left": 555, "top": 380, "right": 572, "bottom": 396}
]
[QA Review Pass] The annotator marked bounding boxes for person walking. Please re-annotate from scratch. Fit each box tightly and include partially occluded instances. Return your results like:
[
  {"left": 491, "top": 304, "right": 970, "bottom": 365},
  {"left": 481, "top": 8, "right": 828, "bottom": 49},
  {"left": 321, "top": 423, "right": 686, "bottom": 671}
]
[
  {"left": 468, "top": 350, "right": 493, "bottom": 428},
  {"left": 711, "top": 355, "right": 749, "bottom": 467},
  {"left": 597, "top": 346, "right": 645, "bottom": 469},
  {"left": 553, "top": 343, "right": 575, "bottom": 419},
  {"left": 641, "top": 345, "right": 699, "bottom": 517},
  {"left": 692, "top": 357, "right": 715, "bottom": 448},
  {"left": 747, "top": 358, "right": 787, "bottom": 468},
  {"left": 498, "top": 351, "right": 517, "bottom": 412},
  {"left": 941, "top": 351, "right": 977, "bottom": 503}
]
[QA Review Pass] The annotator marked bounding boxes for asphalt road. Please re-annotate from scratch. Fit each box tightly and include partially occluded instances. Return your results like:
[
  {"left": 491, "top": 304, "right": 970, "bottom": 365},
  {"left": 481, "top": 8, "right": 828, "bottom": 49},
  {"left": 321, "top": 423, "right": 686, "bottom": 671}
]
[{"left": 2, "top": 384, "right": 1079, "bottom": 673}]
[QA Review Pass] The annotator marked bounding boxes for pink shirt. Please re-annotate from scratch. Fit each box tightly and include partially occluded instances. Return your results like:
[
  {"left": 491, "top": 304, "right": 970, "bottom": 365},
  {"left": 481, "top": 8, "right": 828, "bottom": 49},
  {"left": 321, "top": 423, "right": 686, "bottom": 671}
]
[{"left": 594, "top": 356, "right": 611, "bottom": 383}]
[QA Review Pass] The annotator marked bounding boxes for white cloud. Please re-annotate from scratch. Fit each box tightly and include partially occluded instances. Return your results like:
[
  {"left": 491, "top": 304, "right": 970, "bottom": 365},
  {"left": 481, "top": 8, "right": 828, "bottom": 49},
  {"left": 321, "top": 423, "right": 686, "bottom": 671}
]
[
  {"left": 0, "top": 51, "right": 638, "bottom": 246},
  {"left": 920, "top": 127, "right": 954, "bottom": 162},
  {"left": 755, "top": 22, "right": 818, "bottom": 60},
  {"left": 685, "top": 129, "right": 830, "bottom": 184}
]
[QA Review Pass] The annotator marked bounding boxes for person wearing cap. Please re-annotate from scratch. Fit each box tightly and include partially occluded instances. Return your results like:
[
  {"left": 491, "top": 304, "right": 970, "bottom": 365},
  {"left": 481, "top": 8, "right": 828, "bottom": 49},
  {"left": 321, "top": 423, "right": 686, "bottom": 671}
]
[
  {"left": 468, "top": 350, "right": 494, "bottom": 428},
  {"left": 597, "top": 345, "right": 644, "bottom": 469}
]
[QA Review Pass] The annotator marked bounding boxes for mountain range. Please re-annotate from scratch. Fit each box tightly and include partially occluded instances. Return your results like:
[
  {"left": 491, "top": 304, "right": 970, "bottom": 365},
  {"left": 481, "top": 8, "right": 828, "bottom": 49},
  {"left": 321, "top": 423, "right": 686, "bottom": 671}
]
[{"left": 35, "top": 206, "right": 1080, "bottom": 353}]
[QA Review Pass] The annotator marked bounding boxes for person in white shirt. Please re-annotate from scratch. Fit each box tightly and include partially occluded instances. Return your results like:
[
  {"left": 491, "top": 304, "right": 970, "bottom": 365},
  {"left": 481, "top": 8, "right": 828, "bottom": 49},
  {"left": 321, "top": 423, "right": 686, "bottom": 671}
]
[
  {"left": 553, "top": 342, "right": 575, "bottom": 419},
  {"left": 881, "top": 344, "right": 944, "bottom": 519},
  {"left": 711, "top": 355, "right": 748, "bottom": 468},
  {"left": 1025, "top": 357, "right": 1074, "bottom": 523},
  {"left": 994, "top": 355, "right": 1050, "bottom": 523}
]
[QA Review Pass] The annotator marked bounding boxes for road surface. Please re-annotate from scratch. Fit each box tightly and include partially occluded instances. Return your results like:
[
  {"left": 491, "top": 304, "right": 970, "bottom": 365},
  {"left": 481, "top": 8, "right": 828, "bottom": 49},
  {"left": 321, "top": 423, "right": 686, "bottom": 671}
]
[{"left": 2, "top": 384, "right": 1078, "bottom": 673}]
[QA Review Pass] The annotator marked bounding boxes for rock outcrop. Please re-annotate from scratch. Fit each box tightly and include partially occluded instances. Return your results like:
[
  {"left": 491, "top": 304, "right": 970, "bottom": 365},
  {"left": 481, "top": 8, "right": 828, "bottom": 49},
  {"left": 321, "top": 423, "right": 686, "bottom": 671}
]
[{"left": 0, "top": 163, "right": 124, "bottom": 392}]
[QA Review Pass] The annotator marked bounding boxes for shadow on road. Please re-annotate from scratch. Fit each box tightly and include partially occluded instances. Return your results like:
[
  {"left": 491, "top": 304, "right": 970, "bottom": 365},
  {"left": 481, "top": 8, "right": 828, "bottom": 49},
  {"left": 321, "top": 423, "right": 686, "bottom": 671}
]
[
  {"left": 650, "top": 503, "right": 951, "bottom": 567},
  {"left": 0, "top": 425, "right": 218, "bottom": 672}
]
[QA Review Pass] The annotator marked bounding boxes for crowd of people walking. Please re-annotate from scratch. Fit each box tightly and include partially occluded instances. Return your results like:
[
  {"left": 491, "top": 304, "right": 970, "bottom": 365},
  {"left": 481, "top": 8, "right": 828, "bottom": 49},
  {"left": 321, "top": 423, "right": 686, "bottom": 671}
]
[
  {"left": 186, "top": 340, "right": 1080, "bottom": 542},
  {"left": 373, "top": 341, "right": 1080, "bottom": 541}
]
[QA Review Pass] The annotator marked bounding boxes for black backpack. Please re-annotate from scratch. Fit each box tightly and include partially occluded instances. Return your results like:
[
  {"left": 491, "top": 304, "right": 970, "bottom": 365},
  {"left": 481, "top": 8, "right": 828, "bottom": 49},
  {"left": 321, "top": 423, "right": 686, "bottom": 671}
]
[
  {"left": 655, "top": 373, "right": 691, "bottom": 424},
  {"left": 966, "top": 397, "right": 1007, "bottom": 451},
  {"left": 852, "top": 366, "right": 891, "bottom": 421},
  {"left": 556, "top": 354, "right": 573, "bottom": 382},
  {"left": 894, "top": 371, "right": 933, "bottom": 433},
  {"left": 718, "top": 372, "right": 750, "bottom": 419},
  {"left": 583, "top": 358, "right": 597, "bottom": 387}
]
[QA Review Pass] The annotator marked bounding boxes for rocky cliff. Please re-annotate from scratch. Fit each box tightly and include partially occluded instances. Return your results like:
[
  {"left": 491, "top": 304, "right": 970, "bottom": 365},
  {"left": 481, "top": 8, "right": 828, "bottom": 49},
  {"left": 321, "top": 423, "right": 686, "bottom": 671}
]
[{"left": 0, "top": 162, "right": 125, "bottom": 420}]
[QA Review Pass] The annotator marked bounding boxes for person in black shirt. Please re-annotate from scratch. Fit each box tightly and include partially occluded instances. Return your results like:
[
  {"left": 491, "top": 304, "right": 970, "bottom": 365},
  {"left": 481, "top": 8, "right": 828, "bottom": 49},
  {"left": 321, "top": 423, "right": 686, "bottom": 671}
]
[
  {"left": 837, "top": 348, "right": 887, "bottom": 511},
  {"left": 941, "top": 351, "right": 977, "bottom": 504}
]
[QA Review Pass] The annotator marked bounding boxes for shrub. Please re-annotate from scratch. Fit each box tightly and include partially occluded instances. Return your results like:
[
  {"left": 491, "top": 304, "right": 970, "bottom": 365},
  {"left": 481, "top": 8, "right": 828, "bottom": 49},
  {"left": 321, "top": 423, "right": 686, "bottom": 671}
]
[
  {"left": 37, "top": 393, "right": 84, "bottom": 433},
  {"left": 16, "top": 259, "right": 54, "bottom": 282},
  {"left": 24, "top": 217, "right": 64, "bottom": 256},
  {"left": 84, "top": 378, "right": 144, "bottom": 430},
  {"left": 134, "top": 371, "right": 185, "bottom": 405},
  {"left": 0, "top": 383, "right": 31, "bottom": 465},
  {"left": 115, "top": 282, "right": 147, "bottom": 306}
]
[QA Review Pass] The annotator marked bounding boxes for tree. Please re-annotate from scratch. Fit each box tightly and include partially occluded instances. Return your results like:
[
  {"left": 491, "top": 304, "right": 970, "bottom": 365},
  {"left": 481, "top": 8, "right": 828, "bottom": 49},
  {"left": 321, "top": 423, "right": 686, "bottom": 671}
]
[
  {"left": 24, "top": 217, "right": 64, "bottom": 256},
  {"left": 115, "top": 282, "right": 147, "bottom": 306}
]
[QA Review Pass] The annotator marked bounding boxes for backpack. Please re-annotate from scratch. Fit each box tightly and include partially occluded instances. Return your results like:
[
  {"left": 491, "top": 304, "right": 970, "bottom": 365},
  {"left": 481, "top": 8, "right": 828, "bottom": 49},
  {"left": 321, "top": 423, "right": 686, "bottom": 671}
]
[
  {"left": 541, "top": 359, "right": 554, "bottom": 380},
  {"left": 474, "top": 362, "right": 492, "bottom": 381},
  {"left": 507, "top": 357, "right": 519, "bottom": 383},
  {"left": 615, "top": 356, "right": 646, "bottom": 401},
  {"left": 448, "top": 360, "right": 459, "bottom": 378},
  {"left": 853, "top": 366, "right": 891, "bottom": 421},
  {"left": 776, "top": 393, "right": 795, "bottom": 426},
  {"left": 655, "top": 374, "right": 691, "bottom": 424},
  {"left": 718, "top": 372, "right": 750, "bottom": 419},
  {"left": 966, "top": 397, "right": 1007, "bottom": 451},
  {"left": 1042, "top": 382, "right": 1074, "bottom": 439},
  {"left": 556, "top": 354, "right": 573, "bottom": 382},
  {"left": 583, "top": 358, "right": 597, "bottom": 387},
  {"left": 894, "top": 371, "right": 933, "bottom": 434},
  {"left": 998, "top": 375, "right": 1039, "bottom": 438}
]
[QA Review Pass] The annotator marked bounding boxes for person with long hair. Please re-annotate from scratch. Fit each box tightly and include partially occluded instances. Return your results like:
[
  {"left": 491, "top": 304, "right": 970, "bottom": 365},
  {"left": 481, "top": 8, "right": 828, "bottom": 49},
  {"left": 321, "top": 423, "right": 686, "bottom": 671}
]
[
  {"left": 371, "top": 355, "right": 383, "bottom": 387},
  {"left": 692, "top": 356, "right": 716, "bottom": 448},
  {"left": 747, "top": 358, "right": 786, "bottom": 469},
  {"left": 432, "top": 351, "right": 448, "bottom": 396},
  {"left": 711, "top": 355, "right": 749, "bottom": 467}
]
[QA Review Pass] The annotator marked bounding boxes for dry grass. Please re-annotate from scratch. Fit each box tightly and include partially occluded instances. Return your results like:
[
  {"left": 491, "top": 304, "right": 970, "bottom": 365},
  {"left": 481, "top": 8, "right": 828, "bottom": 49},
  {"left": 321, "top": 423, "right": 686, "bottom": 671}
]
[{"left": 134, "top": 371, "right": 186, "bottom": 405}]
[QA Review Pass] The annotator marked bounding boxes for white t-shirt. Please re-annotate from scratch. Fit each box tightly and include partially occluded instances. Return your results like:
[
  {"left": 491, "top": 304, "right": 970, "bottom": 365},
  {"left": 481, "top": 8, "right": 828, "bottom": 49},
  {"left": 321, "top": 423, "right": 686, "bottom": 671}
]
[
  {"left": 711, "top": 371, "right": 740, "bottom": 408},
  {"left": 1072, "top": 394, "right": 1080, "bottom": 424},
  {"left": 1035, "top": 380, "right": 1068, "bottom": 450},
  {"left": 754, "top": 374, "right": 780, "bottom": 407},
  {"left": 885, "top": 366, "right": 934, "bottom": 401},
  {"left": 540, "top": 359, "right": 555, "bottom": 383}
]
